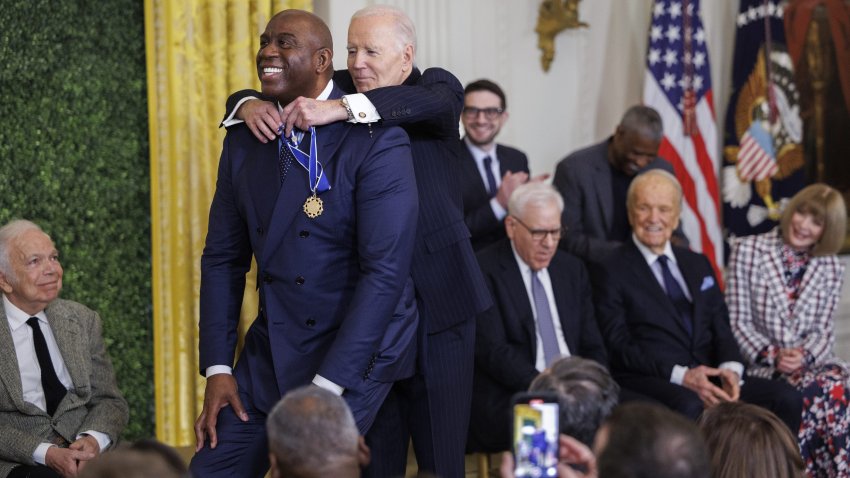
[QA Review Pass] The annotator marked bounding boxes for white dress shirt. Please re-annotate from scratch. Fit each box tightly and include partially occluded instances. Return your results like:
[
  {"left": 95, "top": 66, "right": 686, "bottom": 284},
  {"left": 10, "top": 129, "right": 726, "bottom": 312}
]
[
  {"left": 464, "top": 137, "right": 507, "bottom": 220},
  {"left": 3, "top": 295, "right": 110, "bottom": 463},
  {"left": 511, "top": 245, "right": 571, "bottom": 371},
  {"left": 631, "top": 236, "right": 744, "bottom": 384}
]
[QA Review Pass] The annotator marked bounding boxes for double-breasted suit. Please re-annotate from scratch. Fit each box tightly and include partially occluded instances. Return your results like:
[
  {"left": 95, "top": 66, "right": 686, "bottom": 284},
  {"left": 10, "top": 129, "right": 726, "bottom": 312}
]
[
  {"left": 0, "top": 299, "right": 128, "bottom": 478},
  {"left": 468, "top": 239, "right": 607, "bottom": 452},
  {"left": 458, "top": 141, "right": 529, "bottom": 251},
  {"left": 199, "top": 83, "right": 419, "bottom": 442}
]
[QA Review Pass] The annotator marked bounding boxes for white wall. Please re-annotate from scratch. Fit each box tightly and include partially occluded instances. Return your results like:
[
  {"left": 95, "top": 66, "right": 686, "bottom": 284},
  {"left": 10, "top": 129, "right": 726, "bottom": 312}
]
[{"left": 313, "top": 0, "right": 740, "bottom": 178}]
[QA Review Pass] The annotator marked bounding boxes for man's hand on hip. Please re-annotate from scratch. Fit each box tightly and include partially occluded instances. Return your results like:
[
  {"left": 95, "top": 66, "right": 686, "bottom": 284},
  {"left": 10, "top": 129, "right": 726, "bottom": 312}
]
[{"left": 194, "top": 373, "right": 248, "bottom": 452}]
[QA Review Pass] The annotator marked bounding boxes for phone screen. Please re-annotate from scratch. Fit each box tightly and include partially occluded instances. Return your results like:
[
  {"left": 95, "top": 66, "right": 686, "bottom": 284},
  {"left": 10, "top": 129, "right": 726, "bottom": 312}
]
[{"left": 512, "top": 395, "right": 560, "bottom": 477}]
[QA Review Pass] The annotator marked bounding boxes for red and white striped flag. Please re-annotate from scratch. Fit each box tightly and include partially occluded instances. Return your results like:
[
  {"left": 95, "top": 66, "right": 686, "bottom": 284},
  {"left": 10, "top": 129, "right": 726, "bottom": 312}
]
[{"left": 643, "top": 0, "right": 724, "bottom": 279}]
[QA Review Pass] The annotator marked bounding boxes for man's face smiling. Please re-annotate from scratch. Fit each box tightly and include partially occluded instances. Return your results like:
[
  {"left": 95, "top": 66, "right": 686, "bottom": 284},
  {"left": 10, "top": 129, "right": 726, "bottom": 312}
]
[{"left": 256, "top": 12, "right": 318, "bottom": 104}]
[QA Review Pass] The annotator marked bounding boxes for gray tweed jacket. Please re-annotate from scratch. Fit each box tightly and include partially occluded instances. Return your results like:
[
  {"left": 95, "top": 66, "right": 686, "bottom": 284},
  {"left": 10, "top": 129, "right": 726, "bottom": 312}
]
[{"left": 0, "top": 298, "right": 128, "bottom": 477}]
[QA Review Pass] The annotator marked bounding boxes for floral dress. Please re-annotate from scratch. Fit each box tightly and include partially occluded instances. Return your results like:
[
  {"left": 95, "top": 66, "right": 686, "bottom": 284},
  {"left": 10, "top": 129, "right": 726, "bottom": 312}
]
[{"left": 727, "top": 229, "right": 849, "bottom": 477}]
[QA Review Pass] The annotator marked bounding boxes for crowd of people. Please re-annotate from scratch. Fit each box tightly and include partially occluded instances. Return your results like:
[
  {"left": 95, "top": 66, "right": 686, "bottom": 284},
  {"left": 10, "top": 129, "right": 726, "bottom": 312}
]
[{"left": 1, "top": 4, "right": 847, "bottom": 478}]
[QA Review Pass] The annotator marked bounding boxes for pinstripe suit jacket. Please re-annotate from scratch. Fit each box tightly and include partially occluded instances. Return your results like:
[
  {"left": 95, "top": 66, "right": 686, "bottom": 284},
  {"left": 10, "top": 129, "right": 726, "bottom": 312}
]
[
  {"left": 727, "top": 229, "right": 847, "bottom": 378},
  {"left": 458, "top": 141, "right": 529, "bottom": 251},
  {"left": 0, "top": 299, "right": 128, "bottom": 477}
]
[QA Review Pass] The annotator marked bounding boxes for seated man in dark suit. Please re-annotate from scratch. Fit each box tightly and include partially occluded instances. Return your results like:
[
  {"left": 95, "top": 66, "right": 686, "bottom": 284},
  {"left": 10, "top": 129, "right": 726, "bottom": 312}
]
[
  {"left": 591, "top": 169, "right": 802, "bottom": 432},
  {"left": 0, "top": 220, "right": 128, "bottom": 478},
  {"left": 553, "top": 105, "right": 685, "bottom": 263},
  {"left": 468, "top": 183, "right": 607, "bottom": 453},
  {"left": 458, "top": 79, "right": 533, "bottom": 251}
]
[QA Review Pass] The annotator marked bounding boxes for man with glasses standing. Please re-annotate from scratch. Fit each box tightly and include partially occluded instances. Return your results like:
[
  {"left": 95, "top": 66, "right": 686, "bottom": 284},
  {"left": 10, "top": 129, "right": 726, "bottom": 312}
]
[
  {"left": 458, "top": 79, "right": 538, "bottom": 251},
  {"left": 468, "top": 182, "right": 607, "bottom": 454}
]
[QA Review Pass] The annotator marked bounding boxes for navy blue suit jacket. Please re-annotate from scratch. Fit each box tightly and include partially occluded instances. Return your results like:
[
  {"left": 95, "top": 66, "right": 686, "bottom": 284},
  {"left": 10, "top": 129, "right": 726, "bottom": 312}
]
[
  {"left": 201, "top": 84, "right": 419, "bottom": 417},
  {"left": 458, "top": 141, "right": 529, "bottom": 251},
  {"left": 469, "top": 239, "right": 607, "bottom": 452},
  {"left": 591, "top": 241, "right": 742, "bottom": 381},
  {"left": 224, "top": 69, "right": 492, "bottom": 334}
]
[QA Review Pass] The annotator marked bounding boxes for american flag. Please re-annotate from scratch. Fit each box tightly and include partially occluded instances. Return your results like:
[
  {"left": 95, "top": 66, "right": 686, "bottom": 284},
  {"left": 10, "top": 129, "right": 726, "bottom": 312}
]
[{"left": 643, "top": 0, "right": 723, "bottom": 279}]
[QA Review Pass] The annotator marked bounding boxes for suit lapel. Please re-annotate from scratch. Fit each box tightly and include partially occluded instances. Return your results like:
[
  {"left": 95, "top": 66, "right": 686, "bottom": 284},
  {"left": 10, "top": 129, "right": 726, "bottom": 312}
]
[
  {"left": 46, "top": 302, "right": 88, "bottom": 417},
  {"left": 762, "top": 234, "right": 792, "bottom": 323},
  {"left": 0, "top": 306, "right": 27, "bottom": 411},
  {"left": 498, "top": 243, "right": 537, "bottom": 349},
  {"left": 247, "top": 138, "right": 282, "bottom": 235},
  {"left": 592, "top": 148, "right": 614, "bottom": 232},
  {"left": 625, "top": 244, "right": 689, "bottom": 338},
  {"left": 459, "top": 140, "right": 490, "bottom": 199},
  {"left": 261, "top": 116, "right": 350, "bottom": 264},
  {"left": 548, "top": 259, "right": 577, "bottom": 352}
]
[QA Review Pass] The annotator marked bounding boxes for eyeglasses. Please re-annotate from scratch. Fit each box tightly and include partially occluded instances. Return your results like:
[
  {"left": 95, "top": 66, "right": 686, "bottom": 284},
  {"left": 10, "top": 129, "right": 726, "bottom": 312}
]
[
  {"left": 511, "top": 216, "right": 564, "bottom": 242},
  {"left": 462, "top": 106, "right": 504, "bottom": 120}
]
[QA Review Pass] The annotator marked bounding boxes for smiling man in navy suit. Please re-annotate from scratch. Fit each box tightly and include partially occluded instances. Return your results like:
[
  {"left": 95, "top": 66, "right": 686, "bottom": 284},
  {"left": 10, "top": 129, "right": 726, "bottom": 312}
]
[
  {"left": 190, "top": 10, "right": 418, "bottom": 477},
  {"left": 591, "top": 169, "right": 802, "bottom": 432}
]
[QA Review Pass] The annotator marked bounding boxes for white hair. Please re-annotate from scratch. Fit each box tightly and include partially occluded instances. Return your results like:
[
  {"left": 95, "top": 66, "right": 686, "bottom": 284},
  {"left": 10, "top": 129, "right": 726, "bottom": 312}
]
[
  {"left": 0, "top": 219, "right": 46, "bottom": 280},
  {"left": 351, "top": 4, "right": 417, "bottom": 55},
  {"left": 508, "top": 182, "right": 564, "bottom": 219}
]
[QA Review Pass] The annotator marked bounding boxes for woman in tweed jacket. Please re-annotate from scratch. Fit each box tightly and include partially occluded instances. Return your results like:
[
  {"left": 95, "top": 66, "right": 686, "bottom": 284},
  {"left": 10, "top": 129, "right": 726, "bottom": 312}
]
[{"left": 727, "top": 184, "right": 847, "bottom": 478}]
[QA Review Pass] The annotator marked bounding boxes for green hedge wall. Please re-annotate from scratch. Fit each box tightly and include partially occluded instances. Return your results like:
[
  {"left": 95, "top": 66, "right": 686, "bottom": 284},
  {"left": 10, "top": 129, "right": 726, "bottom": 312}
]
[{"left": 0, "top": 1, "right": 152, "bottom": 439}]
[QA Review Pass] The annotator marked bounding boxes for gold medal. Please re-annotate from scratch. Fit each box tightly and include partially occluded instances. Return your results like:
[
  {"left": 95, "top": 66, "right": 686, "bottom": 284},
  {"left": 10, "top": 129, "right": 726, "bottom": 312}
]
[{"left": 303, "top": 193, "right": 324, "bottom": 218}]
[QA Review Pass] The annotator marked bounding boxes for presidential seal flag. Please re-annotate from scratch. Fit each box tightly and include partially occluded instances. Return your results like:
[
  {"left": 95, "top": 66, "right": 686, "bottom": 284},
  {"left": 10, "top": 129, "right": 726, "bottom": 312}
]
[
  {"left": 722, "top": 0, "right": 805, "bottom": 239},
  {"left": 643, "top": 0, "right": 723, "bottom": 277}
]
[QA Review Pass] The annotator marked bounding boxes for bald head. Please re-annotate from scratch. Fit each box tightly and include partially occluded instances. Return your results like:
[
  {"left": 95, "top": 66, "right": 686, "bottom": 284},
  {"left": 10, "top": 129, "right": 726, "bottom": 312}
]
[{"left": 257, "top": 9, "right": 334, "bottom": 104}]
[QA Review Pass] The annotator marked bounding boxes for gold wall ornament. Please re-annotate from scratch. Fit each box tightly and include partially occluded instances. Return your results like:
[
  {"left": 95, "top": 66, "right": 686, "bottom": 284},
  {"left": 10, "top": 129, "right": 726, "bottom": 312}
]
[{"left": 535, "top": 0, "right": 588, "bottom": 72}]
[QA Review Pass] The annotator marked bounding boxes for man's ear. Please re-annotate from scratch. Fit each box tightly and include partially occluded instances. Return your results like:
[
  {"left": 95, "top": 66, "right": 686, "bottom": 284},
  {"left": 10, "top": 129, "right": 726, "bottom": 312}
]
[
  {"left": 357, "top": 436, "right": 371, "bottom": 468},
  {"left": 0, "top": 272, "right": 13, "bottom": 294},
  {"left": 401, "top": 44, "right": 414, "bottom": 72},
  {"left": 315, "top": 47, "right": 333, "bottom": 73}
]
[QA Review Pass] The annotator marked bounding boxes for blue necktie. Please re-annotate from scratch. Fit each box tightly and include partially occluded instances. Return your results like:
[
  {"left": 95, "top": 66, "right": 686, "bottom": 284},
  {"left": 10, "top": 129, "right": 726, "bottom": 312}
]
[
  {"left": 531, "top": 271, "right": 561, "bottom": 366},
  {"left": 482, "top": 156, "right": 498, "bottom": 198},
  {"left": 279, "top": 138, "right": 293, "bottom": 184},
  {"left": 657, "top": 256, "right": 693, "bottom": 336},
  {"left": 27, "top": 317, "right": 67, "bottom": 415}
]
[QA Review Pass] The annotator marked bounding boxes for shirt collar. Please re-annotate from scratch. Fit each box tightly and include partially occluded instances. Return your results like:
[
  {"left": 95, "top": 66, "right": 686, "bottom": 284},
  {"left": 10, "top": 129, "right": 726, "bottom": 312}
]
[
  {"left": 463, "top": 137, "right": 496, "bottom": 160},
  {"left": 631, "top": 233, "right": 676, "bottom": 267},
  {"left": 3, "top": 294, "right": 47, "bottom": 331},
  {"left": 510, "top": 242, "right": 548, "bottom": 277},
  {"left": 276, "top": 79, "right": 335, "bottom": 113}
]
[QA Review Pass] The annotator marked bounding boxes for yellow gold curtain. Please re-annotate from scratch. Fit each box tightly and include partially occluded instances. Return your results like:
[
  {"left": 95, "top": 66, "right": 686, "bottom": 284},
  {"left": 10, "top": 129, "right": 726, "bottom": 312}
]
[{"left": 145, "top": 0, "right": 311, "bottom": 446}]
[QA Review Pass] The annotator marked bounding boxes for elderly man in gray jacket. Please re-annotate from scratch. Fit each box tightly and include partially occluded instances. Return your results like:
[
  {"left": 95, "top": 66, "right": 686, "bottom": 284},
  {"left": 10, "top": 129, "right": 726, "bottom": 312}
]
[{"left": 0, "top": 219, "right": 127, "bottom": 478}]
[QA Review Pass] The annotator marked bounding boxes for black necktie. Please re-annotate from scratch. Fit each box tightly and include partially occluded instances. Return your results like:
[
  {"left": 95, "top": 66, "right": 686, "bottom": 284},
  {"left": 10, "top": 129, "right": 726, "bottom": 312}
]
[
  {"left": 26, "top": 317, "right": 67, "bottom": 415},
  {"left": 656, "top": 256, "right": 693, "bottom": 337},
  {"left": 482, "top": 156, "right": 498, "bottom": 198}
]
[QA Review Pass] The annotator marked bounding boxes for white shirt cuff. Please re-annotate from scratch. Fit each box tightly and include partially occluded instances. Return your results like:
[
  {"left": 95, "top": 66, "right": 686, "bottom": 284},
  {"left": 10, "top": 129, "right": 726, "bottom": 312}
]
[
  {"left": 221, "top": 96, "right": 259, "bottom": 127},
  {"left": 205, "top": 365, "right": 233, "bottom": 377},
  {"left": 77, "top": 431, "right": 111, "bottom": 452},
  {"left": 312, "top": 375, "right": 345, "bottom": 395},
  {"left": 33, "top": 443, "right": 53, "bottom": 465},
  {"left": 489, "top": 197, "right": 507, "bottom": 220},
  {"left": 344, "top": 94, "right": 380, "bottom": 123},
  {"left": 670, "top": 364, "right": 688, "bottom": 385},
  {"left": 719, "top": 361, "right": 745, "bottom": 384}
]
